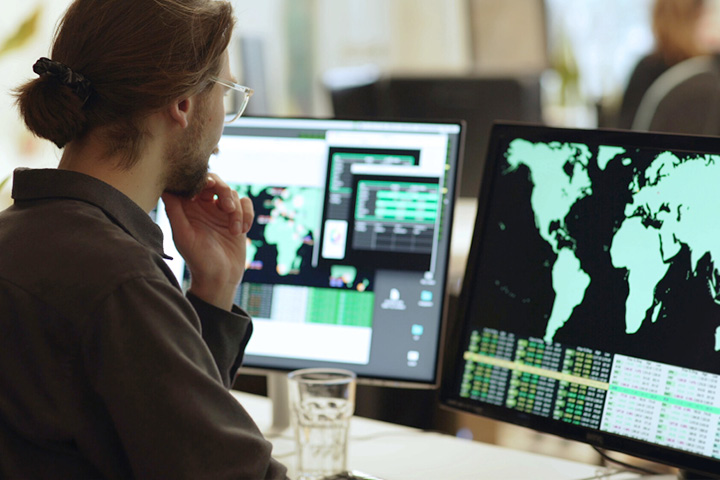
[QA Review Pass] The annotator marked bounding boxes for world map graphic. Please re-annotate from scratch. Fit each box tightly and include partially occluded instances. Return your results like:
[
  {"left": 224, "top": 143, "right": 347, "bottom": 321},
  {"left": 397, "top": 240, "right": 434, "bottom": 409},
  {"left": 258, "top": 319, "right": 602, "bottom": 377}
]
[
  {"left": 506, "top": 138, "right": 720, "bottom": 344},
  {"left": 234, "top": 184, "right": 369, "bottom": 291},
  {"left": 472, "top": 137, "right": 720, "bottom": 374}
]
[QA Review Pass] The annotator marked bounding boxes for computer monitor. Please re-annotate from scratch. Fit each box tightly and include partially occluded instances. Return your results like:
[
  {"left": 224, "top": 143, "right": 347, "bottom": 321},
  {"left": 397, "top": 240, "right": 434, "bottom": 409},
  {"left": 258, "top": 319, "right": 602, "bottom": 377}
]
[
  {"left": 326, "top": 75, "right": 542, "bottom": 200},
  {"left": 157, "top": 116, "right": 464, "bottom": 390},
  {"left": 383, "top": 76, "right": 542, "bottom": 201},
  {"left": 440, "top": 122, "right": 720, "bottom": 477}
]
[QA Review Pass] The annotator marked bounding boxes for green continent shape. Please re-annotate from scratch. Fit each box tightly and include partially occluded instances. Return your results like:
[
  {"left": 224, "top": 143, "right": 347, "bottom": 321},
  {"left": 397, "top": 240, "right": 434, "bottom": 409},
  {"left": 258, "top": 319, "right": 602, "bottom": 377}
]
[
  {"left": 250, "top": 185, "right": 267, "bottom": 197},
  {"left": 610, "top": 217, "right": 670, "bottom": 334},
  {"left": 597, "top": 146, "right": 626, "bottom": 171},
  {"left": 506, "top": 139, "right": 592, "bottom": 251},
  {"left": 505, "top": 139, "right": 593, "bottom": 341},
  {"left": 545, "top": 249, "right": 591, "bottom": 341},
  {"left": 331, "top": 266, "right": 357, "bottom": 286},
  {"left": 263, "top": 186, "right": 324, "bottom": 276},
  {"left": 233, "top": 184, "right": 251, "bottom": 198},
  {"left": 611, "top": 152, "right": 720, "bottom": 334}
]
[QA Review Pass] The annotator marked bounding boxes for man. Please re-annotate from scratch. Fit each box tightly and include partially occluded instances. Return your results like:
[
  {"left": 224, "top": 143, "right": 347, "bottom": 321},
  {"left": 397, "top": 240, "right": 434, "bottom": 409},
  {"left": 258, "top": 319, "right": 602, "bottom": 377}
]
[{"left": 0, "top": 0, "right": 287, "bottom": 478}]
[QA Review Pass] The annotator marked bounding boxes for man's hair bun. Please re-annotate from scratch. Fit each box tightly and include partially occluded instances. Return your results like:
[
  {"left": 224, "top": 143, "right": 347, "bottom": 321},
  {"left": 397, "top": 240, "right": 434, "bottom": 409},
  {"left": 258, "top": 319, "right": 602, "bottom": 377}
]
[{"left": 15, "top": 74, "right": 89, "bottom": 148}]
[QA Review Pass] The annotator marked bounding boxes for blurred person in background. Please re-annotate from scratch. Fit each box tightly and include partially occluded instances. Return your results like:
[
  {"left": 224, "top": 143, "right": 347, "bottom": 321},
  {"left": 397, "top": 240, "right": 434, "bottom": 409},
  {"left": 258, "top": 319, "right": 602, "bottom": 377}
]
[{"left": 617, "top": 0, "right": 708, "bottom": 129}]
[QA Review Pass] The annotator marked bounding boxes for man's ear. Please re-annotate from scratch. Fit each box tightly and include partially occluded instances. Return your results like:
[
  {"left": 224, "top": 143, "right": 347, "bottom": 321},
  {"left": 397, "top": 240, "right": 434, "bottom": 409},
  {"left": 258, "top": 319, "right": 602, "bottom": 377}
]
[{"left": 168, "top": 97, "right": 193, "bottom": 129}]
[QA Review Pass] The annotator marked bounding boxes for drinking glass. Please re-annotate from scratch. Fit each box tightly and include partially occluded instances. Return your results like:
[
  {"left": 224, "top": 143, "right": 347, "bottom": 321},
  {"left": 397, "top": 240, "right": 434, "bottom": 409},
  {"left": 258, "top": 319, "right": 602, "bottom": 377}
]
[{"left": 288, "top": 368, "right": 357, "bottom": 480}]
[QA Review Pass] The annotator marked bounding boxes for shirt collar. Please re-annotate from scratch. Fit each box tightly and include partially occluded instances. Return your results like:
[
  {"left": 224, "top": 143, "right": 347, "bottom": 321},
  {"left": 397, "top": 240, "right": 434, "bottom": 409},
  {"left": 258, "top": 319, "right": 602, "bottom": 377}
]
[{"left": 11, "top": 168, "right": 171, "bottom": 259}]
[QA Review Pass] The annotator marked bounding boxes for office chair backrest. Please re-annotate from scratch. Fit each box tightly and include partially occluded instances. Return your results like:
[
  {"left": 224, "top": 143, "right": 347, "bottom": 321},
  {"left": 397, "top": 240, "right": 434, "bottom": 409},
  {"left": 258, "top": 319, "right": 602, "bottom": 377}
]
[{"left": 632, "top": 55, "right": 720, "bottom": 136}]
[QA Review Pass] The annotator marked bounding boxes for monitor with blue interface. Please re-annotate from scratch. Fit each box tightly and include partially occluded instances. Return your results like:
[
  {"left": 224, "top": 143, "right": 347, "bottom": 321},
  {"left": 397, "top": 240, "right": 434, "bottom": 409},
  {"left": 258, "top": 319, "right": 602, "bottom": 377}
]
[
  {"left": 440, "top": 122, "right": 720, "bottom": 476},
  {"left": 157, "top": 116, "right": 464, "bottom": 387}
]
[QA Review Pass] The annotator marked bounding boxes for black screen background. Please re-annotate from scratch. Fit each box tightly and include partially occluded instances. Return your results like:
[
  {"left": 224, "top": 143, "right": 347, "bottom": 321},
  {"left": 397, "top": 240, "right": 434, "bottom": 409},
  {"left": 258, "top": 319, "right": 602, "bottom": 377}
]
[{"left": 459, "top": 130, "right": 720, "bottom": 377}]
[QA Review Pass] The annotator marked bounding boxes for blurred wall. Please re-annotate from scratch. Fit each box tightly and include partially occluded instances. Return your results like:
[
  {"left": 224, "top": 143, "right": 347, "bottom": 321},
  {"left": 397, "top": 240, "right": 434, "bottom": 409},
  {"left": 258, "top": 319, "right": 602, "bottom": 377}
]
[{"left": 470, "top": 0, "right": 548, "bottom": 74}]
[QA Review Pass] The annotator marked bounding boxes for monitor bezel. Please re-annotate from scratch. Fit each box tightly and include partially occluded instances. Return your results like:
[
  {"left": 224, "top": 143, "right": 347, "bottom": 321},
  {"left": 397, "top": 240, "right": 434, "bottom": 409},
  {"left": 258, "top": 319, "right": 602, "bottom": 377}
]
[
  {"left": 439, "top": 121, "right": 720, "bottom": 476},
  {"left": 218, "top": 115, "right": 467, "bottom": 389}
]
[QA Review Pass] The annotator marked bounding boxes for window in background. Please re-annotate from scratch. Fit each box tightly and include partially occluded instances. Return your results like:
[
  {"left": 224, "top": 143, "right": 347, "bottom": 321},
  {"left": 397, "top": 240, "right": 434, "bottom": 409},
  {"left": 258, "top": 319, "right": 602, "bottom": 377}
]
[
  {"left": 544, "top": 0, "right": 654, "bottom": 127},
  {"left": 233, "top": 0, "right": 473, "bottom": 117},
  {"left": 232, "top": 0, "right": 657, "bottom": 128}
]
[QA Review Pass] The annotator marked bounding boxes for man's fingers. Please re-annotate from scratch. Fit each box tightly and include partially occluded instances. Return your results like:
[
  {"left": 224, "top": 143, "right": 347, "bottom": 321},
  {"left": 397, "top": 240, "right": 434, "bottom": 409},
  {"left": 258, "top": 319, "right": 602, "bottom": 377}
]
[
  {"left": 197, "top": 175, "right": 217, "bottom": 202},
  {"left": 227, "top": 190, "right": 249, "bottom": 236},
  {"left": 197, "top": 174, "right": 241, "bottom": 215},
  {"left": 239, "top": 196, "right": 254, "bottom": 234},
  {"left": 161, "top": 193, "right": 192, "bottom": 239},
  {"left": 187, "top": 173, "right": 253, "bottom": 236},
  {"left": 221, "top": 195, "right": 236, "bottom": 212}
]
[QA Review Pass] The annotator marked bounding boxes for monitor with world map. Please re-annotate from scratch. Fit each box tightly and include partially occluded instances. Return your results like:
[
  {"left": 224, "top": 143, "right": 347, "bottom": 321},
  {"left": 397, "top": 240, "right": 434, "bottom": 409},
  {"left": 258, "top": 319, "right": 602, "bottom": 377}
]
[
  {"left": 157, "top": 116, "right": 464, "bottom": 387},
  {"left": 440, "top": 122, "right": 720, "bottom": 476}
]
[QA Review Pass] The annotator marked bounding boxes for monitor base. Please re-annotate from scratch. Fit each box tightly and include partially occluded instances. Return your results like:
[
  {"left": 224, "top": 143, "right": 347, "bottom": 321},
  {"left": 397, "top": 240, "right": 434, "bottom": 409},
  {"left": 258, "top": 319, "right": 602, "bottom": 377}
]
[{"left": 265, "top": 371, "right": 290, "bottom": 436}]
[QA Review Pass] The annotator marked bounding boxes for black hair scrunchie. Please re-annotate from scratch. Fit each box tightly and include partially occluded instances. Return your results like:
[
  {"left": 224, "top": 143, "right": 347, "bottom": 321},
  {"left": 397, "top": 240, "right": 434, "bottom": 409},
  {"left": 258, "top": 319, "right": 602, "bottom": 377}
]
[{"left": 33, "top": 57, "right": 93, "bottom": 104}]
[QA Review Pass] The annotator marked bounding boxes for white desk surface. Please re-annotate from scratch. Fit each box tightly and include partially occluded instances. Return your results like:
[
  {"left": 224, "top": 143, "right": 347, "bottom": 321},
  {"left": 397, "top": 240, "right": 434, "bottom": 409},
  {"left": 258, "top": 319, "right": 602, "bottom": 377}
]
[{"left": 231, "top": 390, "right": 639, "bottom": 480}]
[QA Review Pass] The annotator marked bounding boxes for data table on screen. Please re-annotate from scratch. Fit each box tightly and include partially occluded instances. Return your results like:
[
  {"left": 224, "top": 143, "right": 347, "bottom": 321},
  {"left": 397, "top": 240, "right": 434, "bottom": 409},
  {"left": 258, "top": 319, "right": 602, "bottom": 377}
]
[{"left": 602, "top": 355, "right": 720, "bottom": 459}]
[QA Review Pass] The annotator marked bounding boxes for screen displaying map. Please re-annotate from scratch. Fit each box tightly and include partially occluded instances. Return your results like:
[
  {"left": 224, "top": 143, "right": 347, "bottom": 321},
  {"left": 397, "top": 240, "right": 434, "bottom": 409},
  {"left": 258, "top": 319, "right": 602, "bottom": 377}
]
[
  {"left": 468, "top": 129, "right": 720, "bottom": 376},
  {"left": 234, "top": 183, "right": 372, "bottom": 292},
  {"left": 239, "top": 184, "right": 323, "bottom": 278},
  {"left": 441, "top": 125, "right": 720, "bottom": 475},
  {"left": 156, "top": 117, "right": 464, "bottom": 385}
]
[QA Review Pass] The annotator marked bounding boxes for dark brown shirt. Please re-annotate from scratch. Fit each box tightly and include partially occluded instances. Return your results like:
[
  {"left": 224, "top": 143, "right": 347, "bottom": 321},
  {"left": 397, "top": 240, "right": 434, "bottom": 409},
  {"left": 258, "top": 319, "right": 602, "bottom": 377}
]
[{"left": 0, "top": 168, "right": 287, "bottom": 479}]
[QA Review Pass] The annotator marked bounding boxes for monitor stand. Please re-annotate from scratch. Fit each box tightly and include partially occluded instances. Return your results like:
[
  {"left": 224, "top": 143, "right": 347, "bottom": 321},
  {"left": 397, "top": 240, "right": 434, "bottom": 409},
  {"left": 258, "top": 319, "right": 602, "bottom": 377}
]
[{"left": 265, "top": 371, "right": 291, "bottom": 437}]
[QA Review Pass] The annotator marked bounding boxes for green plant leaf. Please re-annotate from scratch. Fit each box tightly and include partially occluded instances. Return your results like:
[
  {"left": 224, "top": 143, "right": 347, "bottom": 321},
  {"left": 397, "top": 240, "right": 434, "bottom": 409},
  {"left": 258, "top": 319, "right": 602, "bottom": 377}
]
[{"left": 0, "top": 6, "right": 42, "bottom": 58}]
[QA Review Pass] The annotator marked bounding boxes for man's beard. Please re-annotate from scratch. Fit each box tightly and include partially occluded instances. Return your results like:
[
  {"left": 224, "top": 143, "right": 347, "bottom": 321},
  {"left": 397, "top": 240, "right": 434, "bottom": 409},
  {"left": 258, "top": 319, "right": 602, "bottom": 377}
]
[{"left": 163, "top": 107, "right": 213, "bottom": 198}]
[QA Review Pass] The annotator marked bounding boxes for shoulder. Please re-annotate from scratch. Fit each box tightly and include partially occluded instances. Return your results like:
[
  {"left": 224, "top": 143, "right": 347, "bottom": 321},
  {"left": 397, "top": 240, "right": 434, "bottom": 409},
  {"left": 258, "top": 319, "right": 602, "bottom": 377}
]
[{"left": 0, "top": 199, "right": 173, "bottom": 317}]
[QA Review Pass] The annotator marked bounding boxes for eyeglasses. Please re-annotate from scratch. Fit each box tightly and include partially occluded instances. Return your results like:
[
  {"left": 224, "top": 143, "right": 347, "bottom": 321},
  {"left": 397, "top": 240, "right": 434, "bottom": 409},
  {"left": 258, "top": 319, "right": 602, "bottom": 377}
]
[{"left": 211, "top": 76, "right": 254, "bottom": 123}]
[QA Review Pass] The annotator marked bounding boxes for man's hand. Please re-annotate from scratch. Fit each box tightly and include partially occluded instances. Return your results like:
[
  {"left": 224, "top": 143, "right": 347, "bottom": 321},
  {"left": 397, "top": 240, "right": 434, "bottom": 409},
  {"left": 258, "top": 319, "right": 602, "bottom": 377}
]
[{"left": 162, "top": 173, "right": 254, "bottom": 310}]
